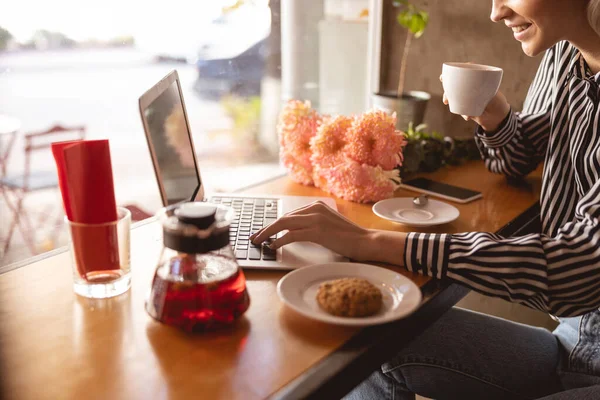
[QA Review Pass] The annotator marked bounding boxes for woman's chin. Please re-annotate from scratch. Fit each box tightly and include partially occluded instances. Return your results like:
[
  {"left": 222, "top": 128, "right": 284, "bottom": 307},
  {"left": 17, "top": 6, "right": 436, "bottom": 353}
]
[
  {"left": 519, "top": 31, "right": 552, "bottom": 57},
  {"left": 521, "top": 41, "right": 543, "bottom": 57}
]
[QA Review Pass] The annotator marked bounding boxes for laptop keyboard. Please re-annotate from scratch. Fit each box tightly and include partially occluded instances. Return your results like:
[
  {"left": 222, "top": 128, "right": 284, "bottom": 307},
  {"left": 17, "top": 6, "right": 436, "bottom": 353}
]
[{"left": 210, "top": 196, "right": 279, "bottom": 261}]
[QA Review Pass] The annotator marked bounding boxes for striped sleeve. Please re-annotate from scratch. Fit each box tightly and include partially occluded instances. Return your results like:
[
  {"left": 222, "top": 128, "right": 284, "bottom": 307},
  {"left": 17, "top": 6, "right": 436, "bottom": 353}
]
[
  {"left": 474, "top": 46, "right": 555, "bottom": 178},
  {"left": 404, "top": 181, "right": 600, "bottom": 318}
]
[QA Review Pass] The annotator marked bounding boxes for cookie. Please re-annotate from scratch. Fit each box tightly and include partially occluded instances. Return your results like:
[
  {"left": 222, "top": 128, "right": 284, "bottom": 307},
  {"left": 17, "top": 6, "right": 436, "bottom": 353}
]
[{"left": 316, "top": 278, "right": 383, "bottom": 318}]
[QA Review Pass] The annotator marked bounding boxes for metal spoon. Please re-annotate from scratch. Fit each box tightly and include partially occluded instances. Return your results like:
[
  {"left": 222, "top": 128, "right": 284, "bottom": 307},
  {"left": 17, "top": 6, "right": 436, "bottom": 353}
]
[{"left": 413, "top": 195, "right": 429, "bottom": 208}]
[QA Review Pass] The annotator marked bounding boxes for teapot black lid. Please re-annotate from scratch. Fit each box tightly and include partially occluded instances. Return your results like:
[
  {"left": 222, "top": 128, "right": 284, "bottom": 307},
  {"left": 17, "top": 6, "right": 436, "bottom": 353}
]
[{"left": 174, "top": 202, "right": 216, "bottom": 229}]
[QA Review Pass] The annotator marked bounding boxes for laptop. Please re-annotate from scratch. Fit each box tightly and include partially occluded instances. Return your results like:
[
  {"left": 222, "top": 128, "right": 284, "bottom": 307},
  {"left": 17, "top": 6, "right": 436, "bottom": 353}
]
[{"left": 139, "top": 70, "right": 345, "bottom": 270}]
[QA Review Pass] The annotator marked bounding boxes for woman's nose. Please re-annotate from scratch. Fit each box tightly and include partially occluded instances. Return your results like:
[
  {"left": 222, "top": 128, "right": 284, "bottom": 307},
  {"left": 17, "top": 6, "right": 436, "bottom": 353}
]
[{"left": 490, "top": 0, "right": 510, "bottom": 22}]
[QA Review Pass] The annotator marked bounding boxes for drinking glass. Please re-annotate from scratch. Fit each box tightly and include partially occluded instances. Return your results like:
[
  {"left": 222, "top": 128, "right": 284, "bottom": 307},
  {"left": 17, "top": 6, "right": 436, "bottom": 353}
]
[{"left": 66, "top": 207, "right": 131, "bottom": 298}]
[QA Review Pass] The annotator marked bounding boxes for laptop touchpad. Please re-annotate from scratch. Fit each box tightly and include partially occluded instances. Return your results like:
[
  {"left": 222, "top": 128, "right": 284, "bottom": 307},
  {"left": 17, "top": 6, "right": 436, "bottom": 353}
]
[{"left": 283, "top": 242, "right": 346, "bottom": 268}]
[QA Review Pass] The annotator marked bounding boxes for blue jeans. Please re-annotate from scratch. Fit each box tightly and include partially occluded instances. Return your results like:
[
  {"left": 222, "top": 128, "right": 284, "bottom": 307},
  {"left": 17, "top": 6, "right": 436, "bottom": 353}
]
[{"left": 345, "top": 308, "right": 600, "bottom": 400}]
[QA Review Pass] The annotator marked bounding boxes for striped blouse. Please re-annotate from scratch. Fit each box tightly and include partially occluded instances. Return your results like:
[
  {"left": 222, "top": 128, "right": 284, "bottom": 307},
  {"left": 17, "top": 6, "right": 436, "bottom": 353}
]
[{"left": 404, "top": 41, "right": 600, "bottom": 318}]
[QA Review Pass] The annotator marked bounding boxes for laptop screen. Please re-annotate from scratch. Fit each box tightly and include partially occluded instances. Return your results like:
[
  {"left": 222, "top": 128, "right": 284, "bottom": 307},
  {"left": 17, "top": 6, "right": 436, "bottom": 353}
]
[{"left": 142, "top": 78, "right": 200, "bottom": 205}]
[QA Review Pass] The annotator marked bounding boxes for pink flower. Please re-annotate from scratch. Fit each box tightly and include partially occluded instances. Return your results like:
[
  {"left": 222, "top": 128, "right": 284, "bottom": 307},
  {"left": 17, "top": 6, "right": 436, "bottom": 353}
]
[
  {"left": 345, "top": 109, "right": 406, "bottom": 170},
  {"left": 310, "top": 115, "right": 354, "bottom": 188},
  {"left": 312, "top": 152, "right": 346, "bottom": 190},
  {"left": 315, "top": 157, "right": 397, "bottom": 203},
  {"left": 277, "top": 100, "right": 322, "bottom": 185},
  {"left": 278, "top": 102, "right": 404, "bottom": 203},
  {"left": 280, "top": 148, "right": 315, "bottom": 186},
  {"left": 310, "top": 115, "right": 353, "bottom": 160}
]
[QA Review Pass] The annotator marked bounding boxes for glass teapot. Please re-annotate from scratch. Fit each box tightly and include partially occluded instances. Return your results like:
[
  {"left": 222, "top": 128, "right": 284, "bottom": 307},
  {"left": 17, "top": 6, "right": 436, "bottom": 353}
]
[{"left": 146, "top": 202, "right": 250, "bottom": 331}]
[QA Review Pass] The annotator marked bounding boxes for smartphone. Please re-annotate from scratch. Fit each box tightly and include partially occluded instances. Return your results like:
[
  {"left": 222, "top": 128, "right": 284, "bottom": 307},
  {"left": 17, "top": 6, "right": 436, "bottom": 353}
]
[{"left": 400, "top": 177, "right": 482, "bottom": 204}]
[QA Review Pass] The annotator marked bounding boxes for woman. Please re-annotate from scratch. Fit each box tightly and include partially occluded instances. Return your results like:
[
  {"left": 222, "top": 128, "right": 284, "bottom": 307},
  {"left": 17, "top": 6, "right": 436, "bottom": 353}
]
[{"left": 251, "top": 0, "right": 600, "bottom": 398}]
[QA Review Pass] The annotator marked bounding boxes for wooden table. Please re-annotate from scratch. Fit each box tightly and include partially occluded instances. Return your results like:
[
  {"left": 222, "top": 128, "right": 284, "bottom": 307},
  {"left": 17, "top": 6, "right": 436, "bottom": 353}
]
[{"left": 0, "top": 161, "right": 542, "bottom": 400}]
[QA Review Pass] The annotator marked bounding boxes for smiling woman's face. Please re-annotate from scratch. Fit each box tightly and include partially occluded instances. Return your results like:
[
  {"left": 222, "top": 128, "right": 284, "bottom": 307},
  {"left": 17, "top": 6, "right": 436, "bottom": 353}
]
[{"left": 491, "top": 0, "right": 590, "bottom": 56}]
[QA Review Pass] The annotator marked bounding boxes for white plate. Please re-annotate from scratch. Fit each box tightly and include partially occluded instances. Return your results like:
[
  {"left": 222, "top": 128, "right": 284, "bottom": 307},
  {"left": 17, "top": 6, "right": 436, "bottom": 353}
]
[
  {"left": 372, "top": 197, "right": 460, "bottom": 227},
  {"left": 277, "top": 262, "right": 422, "bottom": 327}
]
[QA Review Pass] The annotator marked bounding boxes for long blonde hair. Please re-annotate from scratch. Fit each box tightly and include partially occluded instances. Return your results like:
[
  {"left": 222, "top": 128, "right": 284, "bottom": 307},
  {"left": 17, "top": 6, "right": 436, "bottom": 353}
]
[{"left": 590, "top": 0, "right": 600, "bottom": 36}]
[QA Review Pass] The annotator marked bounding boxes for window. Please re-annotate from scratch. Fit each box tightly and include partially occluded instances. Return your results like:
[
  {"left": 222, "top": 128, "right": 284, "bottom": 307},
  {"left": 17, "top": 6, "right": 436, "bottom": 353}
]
[{"left": 0, "top": 0, "right": 373, "bottom": 266}]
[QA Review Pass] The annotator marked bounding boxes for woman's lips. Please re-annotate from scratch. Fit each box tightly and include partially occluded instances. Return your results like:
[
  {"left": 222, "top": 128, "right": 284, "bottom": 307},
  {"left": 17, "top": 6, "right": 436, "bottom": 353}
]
[{"left": 511, "top": 23, "right": 533, "bottom": 41}]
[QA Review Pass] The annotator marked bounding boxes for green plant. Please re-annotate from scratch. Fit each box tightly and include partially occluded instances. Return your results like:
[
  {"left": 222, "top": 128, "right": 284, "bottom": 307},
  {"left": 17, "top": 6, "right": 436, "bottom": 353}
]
[
  {"left": 402, "top": 123, "right": 444, "bottom": 174},
  {"left": 220, "top": 95, "right": 261, "bottom": 141},
  {"left": 401, "top": 123, "right": 481, "bottom": 175},
  {"left": 393, "top": 1, "right": 430, "bottom": 97},
  {"left": 405, "top": 122, "right": 442, "bottom": 141}
]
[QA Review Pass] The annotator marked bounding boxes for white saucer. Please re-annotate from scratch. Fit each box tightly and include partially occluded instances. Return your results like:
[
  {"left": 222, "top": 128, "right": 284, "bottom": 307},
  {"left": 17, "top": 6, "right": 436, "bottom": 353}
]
[
  {"left": 277, "top": 262, "right": 422, "bottom": 327},
  {"left": 372, "top": 197, "right": 460, "bottom": 227}
]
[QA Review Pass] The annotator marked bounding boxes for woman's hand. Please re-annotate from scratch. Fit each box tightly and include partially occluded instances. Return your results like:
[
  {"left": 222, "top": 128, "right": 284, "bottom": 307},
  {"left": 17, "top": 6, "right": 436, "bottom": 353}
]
[
  {"left": 250, "top": 201, "right": 406, "bottom": 265},
  {"left": 440, "top": 74, "right": 511, "bottom": 132}
]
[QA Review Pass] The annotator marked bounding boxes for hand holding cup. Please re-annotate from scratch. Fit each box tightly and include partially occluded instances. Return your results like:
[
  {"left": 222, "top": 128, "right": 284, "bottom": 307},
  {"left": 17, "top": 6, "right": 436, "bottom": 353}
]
[{"left": 440, "top": 62, "right": 510, "bottom": 132}]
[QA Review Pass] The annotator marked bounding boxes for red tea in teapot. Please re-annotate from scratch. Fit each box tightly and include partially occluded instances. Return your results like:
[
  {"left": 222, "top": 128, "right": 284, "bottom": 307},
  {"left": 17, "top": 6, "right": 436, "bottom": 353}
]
[
  {"left": 146, "top": 203, "right": 250, "bottom": 332},
  {"left": 148, "top": 254, "right": 250, "bottom": 331}
]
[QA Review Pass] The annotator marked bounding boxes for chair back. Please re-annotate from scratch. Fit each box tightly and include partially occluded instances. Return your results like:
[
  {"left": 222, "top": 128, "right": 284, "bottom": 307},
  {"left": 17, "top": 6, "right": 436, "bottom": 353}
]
[
  {"left": 23, "top": 124, "right": 86, "bottom": 188},
  {"left": 0, "top": 130, "right": 18, "bottom": 178}
]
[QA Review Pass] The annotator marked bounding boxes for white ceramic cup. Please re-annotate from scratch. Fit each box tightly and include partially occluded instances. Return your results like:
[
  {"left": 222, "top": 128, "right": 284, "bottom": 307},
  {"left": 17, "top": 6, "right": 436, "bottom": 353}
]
[{"left": 441, "top": 62, "right": 503, "bottom": 117}]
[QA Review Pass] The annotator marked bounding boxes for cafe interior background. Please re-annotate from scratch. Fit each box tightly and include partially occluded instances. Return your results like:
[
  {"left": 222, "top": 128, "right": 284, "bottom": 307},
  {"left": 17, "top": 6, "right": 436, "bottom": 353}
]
[{"left": 0, "top": 0, "right": 555, "bottom": 329}]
